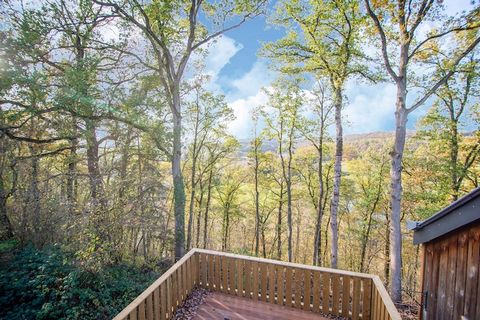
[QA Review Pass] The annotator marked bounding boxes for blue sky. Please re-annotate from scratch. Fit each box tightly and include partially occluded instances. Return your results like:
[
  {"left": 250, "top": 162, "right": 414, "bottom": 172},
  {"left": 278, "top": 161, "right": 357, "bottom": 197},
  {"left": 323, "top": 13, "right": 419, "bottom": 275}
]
[{"left": 199, "top": 0, "right": 474, "bottom": 139}]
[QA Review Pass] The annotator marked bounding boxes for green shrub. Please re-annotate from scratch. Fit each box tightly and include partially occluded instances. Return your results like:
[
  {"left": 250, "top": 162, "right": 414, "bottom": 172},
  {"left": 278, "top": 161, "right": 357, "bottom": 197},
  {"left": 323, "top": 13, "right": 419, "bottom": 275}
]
[
  {"left": 0, "top": 245, "right": 159, "bottom": 319},
  {"left": 0, "top": 239, "right": 18, "bottom": 253}
]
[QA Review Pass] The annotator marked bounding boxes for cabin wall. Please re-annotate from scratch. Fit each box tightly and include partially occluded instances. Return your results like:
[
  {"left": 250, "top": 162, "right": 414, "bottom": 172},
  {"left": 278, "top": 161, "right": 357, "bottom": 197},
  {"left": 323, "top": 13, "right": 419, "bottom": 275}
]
[{"left": 421, "top": 219, "right": 480, "bottom": 320}]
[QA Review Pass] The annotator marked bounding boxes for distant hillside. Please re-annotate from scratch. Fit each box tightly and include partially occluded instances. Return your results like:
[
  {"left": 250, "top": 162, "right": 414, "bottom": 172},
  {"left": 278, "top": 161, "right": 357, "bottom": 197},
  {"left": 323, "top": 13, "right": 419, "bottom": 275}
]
[{"left": 236, "top": 131, "right": 409, "bottom": 159}]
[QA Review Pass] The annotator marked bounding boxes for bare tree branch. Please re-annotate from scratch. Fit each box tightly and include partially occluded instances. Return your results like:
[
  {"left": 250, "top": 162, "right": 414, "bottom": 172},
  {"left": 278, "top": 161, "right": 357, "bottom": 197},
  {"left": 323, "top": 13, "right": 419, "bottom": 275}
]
[
  {"left": 407, "top": 36, "right": 480, "bottom": 112},
  {"left": 364, "top": 0, "right": 399, "bottom": 81}
]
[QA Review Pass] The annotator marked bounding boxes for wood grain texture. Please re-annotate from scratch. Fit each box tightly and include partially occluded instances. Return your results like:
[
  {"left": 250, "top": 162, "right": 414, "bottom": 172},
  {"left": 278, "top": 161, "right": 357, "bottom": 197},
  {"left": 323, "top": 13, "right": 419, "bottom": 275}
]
[
  {"left": 363, "top": 277, "right": 372, "bottom": 320},
  {"left": 420, "top": 221, "right": 480, "bottom": 320},
  {"left": 285, "top": 266, "right": 293, "bottom": 307},
  {"left": 229, "top": 256, "right": 236, "bottom": 295},
  {"left": 146, "top": 293, "right": 153, "bottom": 320},
  {"left": 304, "top": 269, "right": 312, "bottom": 311},
  {"left": 268, "top": 263, "right": 276, "bottom": 303},
  {"left": 215, "top": 254, "right": 221, "bottom": 291},
  {"left": 160, "top": 283, "right": 166, "bottom": 320},
  {"left": 313, "top": 271, "right": 320, "bottom": 313},
  {"left": 237, "top": 258, "right": 244, "bottom": 297},
  {"left": 244, "top": 260, "right": 252, "bottom": 299},
  {"left": 192, "top": 292, "right": 330, "bottom": 320},
  {"left": 252, "top": 260, "right": 259, "bottom": 301},
  {"left": 222, "top": 255, "right": 228, "bottom": 293},
  {"left": 261, "top": 262, "right": 268, "bottom": 302},
  {"left": 208, "top": 254, "right": 214, "bottom": 289},
  {"left": 332, "top": 274, "right": 339, "bottom": 315},
  {"left": 322, "top": 273, "right": 330, "bottom": 314},
  {"left": 341, "top": 275, "right": 350, "bottom": 318}
]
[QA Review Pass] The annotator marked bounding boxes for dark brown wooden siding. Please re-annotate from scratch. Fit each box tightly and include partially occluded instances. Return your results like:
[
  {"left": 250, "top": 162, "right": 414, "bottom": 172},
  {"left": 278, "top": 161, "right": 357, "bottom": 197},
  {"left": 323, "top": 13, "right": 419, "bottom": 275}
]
[{"left": 421, "top": 219, "right": 480, "bottom": 320}]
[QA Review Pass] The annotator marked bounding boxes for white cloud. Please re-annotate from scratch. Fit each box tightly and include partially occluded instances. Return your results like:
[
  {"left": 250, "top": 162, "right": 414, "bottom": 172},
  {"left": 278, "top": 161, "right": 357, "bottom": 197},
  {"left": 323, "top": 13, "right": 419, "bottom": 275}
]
[
  {"left": 343, "top": 81, "right": 397, "bottom": 134},
  {"left": 228, "top": 90, "right": 269, "bottom": 139},
  {"left": 229, "top": 60, "right": 275, "bottom": 99},
  {"left": 204, "top": 36, "right": 243, "bottom": 77},
  {"left": 220, "top": 59, "right": 276, "bottom": 138},
  {"left": 189, "top": 35, "right": 243, "bottom": 92}
]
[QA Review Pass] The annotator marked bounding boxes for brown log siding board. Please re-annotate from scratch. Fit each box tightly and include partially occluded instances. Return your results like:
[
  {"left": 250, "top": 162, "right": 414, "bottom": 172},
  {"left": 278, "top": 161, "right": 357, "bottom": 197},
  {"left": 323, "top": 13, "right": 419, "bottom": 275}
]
[
  {"left": 453, "top": 233, "right": 467, "bottom": 318},
  {"left": 413, "top": 187, "right": 480, "bottom": 320}
]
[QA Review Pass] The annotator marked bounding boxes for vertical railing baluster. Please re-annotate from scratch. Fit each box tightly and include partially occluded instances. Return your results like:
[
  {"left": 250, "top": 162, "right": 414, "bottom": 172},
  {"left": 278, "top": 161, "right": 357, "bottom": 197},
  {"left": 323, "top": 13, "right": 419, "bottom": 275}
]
[
  {"left": 313, "top": 271, "right": 320, "bottom": 312},
  {"left": 252, "top": 260, "right": 259, "bottom": 300},
  {"left": 285, "top": 266, "right": 292, "bottom": 307},
  {"left": 244, "top": 259, "right": 251, "bottom": 298},
  {"left": 304, "top": 269, "right": 311, "bottom": 311},
  {"left": 322, "top": 272, "right": 330, "bottom": 314},
  {"left": 268, "top": 263, "right": 275, "bottom": 303},
  {"left": 215, "top": 254, "right": 221, "bottom": 291},
  {"left": 342, "top": 275, "right": 351, "bottom": 318},
  {"left": 261, "top": 262, "right": 268, "bottom": 302}
]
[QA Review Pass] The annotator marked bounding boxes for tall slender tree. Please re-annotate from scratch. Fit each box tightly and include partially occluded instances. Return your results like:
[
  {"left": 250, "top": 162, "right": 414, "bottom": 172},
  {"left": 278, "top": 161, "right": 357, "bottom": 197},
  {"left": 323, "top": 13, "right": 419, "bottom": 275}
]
[
  {"left": 262, "top": 77, "right": 303, "bottom": 262},
  {"left": 249, "top": 113, "right": 263, "bottom": 256},
  {"left": 297, "top": 80, "right": 334, "bottom": 266},
  {"left": 417, "top": 54, "right": 479, "bottom": 201},
  {"left": 95, "top": 0, "right": 267, "bottom": 259},
  {"left": 265, "top": 0, "right": 368, "bottom": 268},
  {"left": 184, "top": 82, "right": 233, "bottom": 250},
  {"left": 364, "top": 0, "right": 480, "bottom": 301}
]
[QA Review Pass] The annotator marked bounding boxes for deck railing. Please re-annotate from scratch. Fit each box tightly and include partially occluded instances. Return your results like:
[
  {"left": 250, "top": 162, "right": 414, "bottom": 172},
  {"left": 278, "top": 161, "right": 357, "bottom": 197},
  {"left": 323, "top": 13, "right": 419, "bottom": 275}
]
[{"left": 113, "top": 249, "right": 400, "bottom": 320}]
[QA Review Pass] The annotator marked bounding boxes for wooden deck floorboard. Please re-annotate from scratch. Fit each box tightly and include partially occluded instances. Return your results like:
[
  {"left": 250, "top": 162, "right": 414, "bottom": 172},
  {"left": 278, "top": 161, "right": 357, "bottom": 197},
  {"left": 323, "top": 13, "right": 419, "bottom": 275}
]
[{"left": 192, "top": 292, "right": 330, "bottom": 320}]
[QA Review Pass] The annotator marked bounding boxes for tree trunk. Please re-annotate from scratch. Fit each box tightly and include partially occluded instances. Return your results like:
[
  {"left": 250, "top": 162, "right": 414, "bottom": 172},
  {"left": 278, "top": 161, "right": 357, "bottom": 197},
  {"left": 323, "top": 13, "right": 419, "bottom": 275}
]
[
  {"left": 313, "top": 132, "right": 324, "bottom": 266},
  {"left": 172, "top": 92, "right": 186, "bottom": 260},
  {"left": 261, "top": 222, "right": 267, "bottom": 258},
  {"left": 254, "top": 138, "right": 260, "bottom": 256},
  {"left": 389, "top": 81, "right": 408, "bottom": 302},
  {"left": 203, "top": 168, "right": 213, "bottom": 249},
  {"left": 186, "top": 183, "right": 195, "bottom": 250},
  {"left": 186, "top": 155, "right": 197, "bottom": 250},
  {"left": 449, "top": 117, "right": 459, "bottom": 201},
  {"left": 360, "top": 162, "right": 384, "bottom": 273},
  {"left": 384, "top": 209, "right": 391, "bottom": 287},
  {"left": 195, "top": 182, "right": 204, "bottom": 248},
  {"left": 118, "top": 128, "right": 132, "bottom": 200},
  {"left": 330, "top": 86, "right": 343, "bottom": 269},
  {"left": 295, "top": 208, "right": 300, "bottom": 263},
  {"left": 187, "top": 107, "right": 201, "bottom": 250},
  {"left": 286, "top": 133, "right": 294, "bottom": 263},
  {"left": 222, "top": 205, "right": 230, "bottom": 251},
  {"left": 30, "top": 151, "right": 41, "bottom": 246},
  {"left": 324, "top": 214, "right": 330, "bottom": 266},
  {"left": 0, "top": 180, "right": 13, "bottom": 239},
  {"left": 0, "top": 137, "right": 13, "bottom": 239},
  {"left": 137, "top": 137, "right": 147, "bottom": 257},
  {"left": 277, "top": 183, "right": 284, "bottom": 260},
  {"left": 85, "top": 120, "right": 105, "bottom": 209},
  {"left": 360, "top": 209, "right": 375, "bottom": 273},
  {"left": 66, "top": 116, "right": 78, "bottom": 215}
]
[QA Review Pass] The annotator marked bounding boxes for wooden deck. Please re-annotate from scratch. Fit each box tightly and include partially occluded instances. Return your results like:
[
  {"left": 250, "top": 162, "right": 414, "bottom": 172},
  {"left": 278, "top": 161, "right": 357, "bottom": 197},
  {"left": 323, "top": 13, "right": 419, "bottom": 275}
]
[
  {"left": 113, "top": 249, "right": 401, "bottom": 320},
  {"left": 192, "top": 292, "right": 331, "bottom": 320}
]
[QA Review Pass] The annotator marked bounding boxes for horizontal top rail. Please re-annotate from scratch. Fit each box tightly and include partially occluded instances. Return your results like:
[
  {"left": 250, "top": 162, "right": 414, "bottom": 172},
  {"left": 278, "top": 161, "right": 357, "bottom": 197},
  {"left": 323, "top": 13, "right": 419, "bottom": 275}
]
[
  {"left": 112, "top": 250, "right": 196, "bottom": 320},
  {"left": 372, "top": 276, "right": 402, "bottom": 320},
  {"left": 193, "top": 248, "right": 375, "bottom": 279}
]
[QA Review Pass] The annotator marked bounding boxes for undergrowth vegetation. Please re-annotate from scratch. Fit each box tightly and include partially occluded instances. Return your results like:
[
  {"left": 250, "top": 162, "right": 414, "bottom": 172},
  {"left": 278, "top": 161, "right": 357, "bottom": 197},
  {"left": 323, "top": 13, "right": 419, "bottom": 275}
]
[{"left": 0, "top": 242, "right": 161, "bottom": 320}]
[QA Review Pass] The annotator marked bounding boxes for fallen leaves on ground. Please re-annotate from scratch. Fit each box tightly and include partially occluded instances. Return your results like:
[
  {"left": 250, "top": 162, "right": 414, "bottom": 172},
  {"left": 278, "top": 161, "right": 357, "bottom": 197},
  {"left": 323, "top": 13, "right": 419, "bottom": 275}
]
[{"left": 173, "top": 288, "right": 210, "bottom": 320}]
